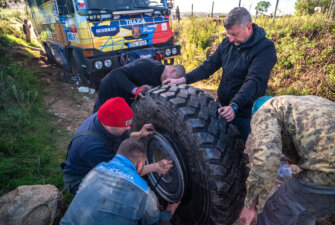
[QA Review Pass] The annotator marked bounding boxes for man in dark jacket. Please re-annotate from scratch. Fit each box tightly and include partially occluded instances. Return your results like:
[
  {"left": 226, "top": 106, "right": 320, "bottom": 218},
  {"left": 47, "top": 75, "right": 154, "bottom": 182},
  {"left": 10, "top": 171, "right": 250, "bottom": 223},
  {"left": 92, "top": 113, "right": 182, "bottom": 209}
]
[
  {"left": 61, "top": 97, "right": 173, "bottom": 194},
  {"left": 163, "top": 7, "right": 277, "bottom": 142},
  {"left": 93, "top": 58, "right": 186, "bottom": 112}
]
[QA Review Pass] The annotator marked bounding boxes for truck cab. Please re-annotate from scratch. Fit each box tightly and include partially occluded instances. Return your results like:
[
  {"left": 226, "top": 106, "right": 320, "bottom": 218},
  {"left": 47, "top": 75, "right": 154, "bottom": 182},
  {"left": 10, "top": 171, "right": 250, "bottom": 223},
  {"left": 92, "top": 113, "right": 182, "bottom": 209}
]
[{"left": 25, "top": 0, "right": 180, "bottom": 83}]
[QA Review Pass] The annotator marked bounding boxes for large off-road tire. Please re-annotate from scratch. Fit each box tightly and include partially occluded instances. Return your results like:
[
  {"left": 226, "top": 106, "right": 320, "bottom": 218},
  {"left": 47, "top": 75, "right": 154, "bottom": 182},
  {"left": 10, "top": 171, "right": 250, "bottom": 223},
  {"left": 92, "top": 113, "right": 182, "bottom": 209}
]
[
  {"left": 71, "top": 50, "right": 97, "bottom": 87},
  {"left": 131, "top": 85, "right": 248, "bottom": 225}
]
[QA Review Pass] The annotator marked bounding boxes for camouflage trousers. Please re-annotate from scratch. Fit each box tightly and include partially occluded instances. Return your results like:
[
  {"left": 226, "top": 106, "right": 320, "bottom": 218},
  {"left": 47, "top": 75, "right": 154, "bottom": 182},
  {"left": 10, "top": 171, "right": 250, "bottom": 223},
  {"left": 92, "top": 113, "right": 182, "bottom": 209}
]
[{"left": 257, "top": 176, "right": 335, "bottom": 225}]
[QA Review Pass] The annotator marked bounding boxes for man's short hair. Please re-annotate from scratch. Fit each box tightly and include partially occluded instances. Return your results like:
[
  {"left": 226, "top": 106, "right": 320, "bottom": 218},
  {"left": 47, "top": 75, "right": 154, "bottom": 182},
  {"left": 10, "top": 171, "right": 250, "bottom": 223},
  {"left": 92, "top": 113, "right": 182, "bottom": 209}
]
[
  {"left": 172, "top": 64, "right": 186, "bottom": 78},
  {"left": 117, "top": 137, "right": 147, "bottom": 162},
  {"left": 224, "top": 7, "right": 252, "bottom": 29}
]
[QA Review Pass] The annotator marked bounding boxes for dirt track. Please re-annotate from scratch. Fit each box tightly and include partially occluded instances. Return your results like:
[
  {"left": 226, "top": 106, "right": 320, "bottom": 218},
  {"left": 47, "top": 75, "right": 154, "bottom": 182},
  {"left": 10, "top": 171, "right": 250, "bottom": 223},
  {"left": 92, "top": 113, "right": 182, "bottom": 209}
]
[{"left": 32, "top": 56, "right": 97, "bottom": 132}]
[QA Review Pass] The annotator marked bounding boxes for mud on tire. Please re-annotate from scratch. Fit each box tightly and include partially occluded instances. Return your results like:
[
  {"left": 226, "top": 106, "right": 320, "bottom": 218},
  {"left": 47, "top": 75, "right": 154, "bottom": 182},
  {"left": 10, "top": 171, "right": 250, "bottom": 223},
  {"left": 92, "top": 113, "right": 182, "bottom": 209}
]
[{"left": 131, "top": 85, "right": 248, "bottom": 225}]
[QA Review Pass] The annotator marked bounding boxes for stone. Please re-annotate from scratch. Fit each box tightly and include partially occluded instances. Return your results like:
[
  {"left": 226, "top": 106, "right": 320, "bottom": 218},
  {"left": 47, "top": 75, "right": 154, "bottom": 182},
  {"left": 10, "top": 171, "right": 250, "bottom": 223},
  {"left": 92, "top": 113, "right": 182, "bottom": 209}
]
[{"left": 0, "top": 185, "right": 66, "bottom": 225}]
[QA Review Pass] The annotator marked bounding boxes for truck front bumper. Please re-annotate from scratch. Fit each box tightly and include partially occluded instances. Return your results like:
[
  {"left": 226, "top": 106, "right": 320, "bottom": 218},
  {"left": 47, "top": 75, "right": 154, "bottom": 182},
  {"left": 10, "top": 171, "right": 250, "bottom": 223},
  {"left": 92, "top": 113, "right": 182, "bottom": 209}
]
[{"left": 84, "top": 44, "right": 181, "bottom": 74}]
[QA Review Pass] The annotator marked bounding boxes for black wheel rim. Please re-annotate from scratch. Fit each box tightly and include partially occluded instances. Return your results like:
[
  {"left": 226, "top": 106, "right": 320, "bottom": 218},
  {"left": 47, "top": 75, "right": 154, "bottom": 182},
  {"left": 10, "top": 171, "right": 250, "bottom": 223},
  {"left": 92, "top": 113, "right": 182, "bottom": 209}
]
[{"left": 147, "top": 132, "right": 186, "bottom": 203}]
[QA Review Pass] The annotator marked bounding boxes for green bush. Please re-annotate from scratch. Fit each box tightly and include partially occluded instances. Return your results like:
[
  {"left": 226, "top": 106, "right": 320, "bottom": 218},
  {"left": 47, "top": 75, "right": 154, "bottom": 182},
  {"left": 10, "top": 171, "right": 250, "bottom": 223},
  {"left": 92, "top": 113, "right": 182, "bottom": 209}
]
[{"left": 174, "top": 14, "right": 335, "bottom": 100}]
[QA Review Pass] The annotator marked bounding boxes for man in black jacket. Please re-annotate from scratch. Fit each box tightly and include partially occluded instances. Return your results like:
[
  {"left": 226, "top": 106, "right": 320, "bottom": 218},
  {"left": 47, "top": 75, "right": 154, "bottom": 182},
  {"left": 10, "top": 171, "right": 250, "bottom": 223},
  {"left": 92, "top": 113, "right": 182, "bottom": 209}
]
[
  {"left": 163, "top": 7, "right": 277, "bottom": 142},
  {"left": 93, "top": 58, "right": 185, "bottom": 113}
]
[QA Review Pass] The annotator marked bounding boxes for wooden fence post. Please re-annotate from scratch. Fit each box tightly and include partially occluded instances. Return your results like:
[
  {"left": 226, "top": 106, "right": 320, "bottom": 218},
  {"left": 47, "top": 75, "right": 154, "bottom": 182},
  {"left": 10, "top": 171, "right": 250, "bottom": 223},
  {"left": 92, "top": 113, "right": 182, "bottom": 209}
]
[
  {"left": 328, "top": 0, "right": 335, "bottom": 20},
  {"left": 274, "top": 0, "right": 279, "bottom": 18},
  {"left": 211, "top": 1, "right": 214, "bottom": 18}
]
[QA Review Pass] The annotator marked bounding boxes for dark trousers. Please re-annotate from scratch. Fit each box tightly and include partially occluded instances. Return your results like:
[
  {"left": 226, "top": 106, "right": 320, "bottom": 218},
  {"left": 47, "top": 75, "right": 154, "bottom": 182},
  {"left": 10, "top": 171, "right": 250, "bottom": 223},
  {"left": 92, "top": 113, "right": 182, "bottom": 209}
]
[
  {"left": 155, "top": 221, "right": 172, "bottom": 225},
  {"left": 230, "top": 117, "right": 251, "bottom": 143},
  {"left": 63, "top": 173, "right": 85, "bottom": 195},
  {"left": 258, "top": 177, "right": 335, "bottom": 225}
]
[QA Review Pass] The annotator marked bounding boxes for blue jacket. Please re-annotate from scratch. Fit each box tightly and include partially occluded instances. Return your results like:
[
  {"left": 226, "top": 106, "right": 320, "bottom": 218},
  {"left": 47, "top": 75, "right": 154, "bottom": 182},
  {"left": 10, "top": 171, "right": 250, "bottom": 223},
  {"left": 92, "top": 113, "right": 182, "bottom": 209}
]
[
  {"left": 185, "top": 24, "right": 277, "bottom": 118},
  {"left": 60, "top": 154, "right": 172, "bottom": 225},
  {"left": 61, "top": 113, "right": 129, "bottom": 176}
]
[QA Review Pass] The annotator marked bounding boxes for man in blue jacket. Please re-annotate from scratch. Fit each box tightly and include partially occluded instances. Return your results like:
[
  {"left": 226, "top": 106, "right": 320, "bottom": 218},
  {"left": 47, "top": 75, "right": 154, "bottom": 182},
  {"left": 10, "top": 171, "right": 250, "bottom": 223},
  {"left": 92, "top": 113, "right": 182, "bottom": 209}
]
[
  {"left": 163, "top": 7, "right": 277, "bottom": 142},
  {"left": 60, "top": 137, "right": 181, "bottom": 225},
  {"left": 61, "top": 97, "right": 173, "bottom": 194}
]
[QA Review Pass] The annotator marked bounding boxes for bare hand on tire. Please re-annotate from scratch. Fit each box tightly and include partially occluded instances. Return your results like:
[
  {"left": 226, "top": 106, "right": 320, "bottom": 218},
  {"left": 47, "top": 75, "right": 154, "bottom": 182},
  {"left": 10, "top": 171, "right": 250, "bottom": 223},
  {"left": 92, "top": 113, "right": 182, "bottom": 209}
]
[
  {"left": 162, "top": 77, "right": 186, "bottom": 85},
  {"left": 218, "top": 106, "right": 235, "bottom": 122},
  {"left": 239, "top": 198, "right": 257, "bottom": 225},
  {"left": 166, "top": 201, "right": 181, "bottom": 215},
  {"left": 139, "top": 123, "right": 155, "bottom": 137},
  {"left": 155, "top": 159, "right": 174, "bottom": 175}
]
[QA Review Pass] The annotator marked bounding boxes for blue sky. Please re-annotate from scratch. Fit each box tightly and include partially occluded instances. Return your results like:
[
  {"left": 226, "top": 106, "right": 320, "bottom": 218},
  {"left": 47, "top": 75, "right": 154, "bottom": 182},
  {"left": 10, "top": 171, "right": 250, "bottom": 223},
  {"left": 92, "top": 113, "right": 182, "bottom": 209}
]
[{"left": 174, "top": 0, "right": 297, "bottom": 16}]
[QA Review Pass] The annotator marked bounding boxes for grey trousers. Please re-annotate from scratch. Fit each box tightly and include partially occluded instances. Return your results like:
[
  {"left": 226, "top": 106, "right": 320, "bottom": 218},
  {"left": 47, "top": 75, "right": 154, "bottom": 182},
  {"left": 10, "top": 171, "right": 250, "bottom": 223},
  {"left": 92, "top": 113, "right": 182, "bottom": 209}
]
[
  {"left": 258, "top": 177, "right": 335, "bottom": 225},
  {"left": 63, "top": 173, "right": 85, "bottom": 195}
]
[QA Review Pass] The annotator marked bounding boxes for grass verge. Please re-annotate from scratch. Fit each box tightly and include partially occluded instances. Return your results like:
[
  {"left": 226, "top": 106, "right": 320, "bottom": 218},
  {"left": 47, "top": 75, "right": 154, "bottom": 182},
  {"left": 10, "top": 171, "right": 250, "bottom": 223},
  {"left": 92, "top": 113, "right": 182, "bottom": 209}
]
[{"left": 0, "top": 36, "right": 73, "bottom": 203}]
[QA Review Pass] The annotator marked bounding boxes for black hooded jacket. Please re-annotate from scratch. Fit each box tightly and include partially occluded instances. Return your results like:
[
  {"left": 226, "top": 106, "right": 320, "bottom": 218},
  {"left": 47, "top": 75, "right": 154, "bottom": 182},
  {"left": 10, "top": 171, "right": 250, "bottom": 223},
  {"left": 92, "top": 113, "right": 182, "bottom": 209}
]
[
  {"left": 185, "top": 24, "right": 277, "bottom": 118},
  {"left": 93, "top": 58, "right": 164, "bottom": 113}
]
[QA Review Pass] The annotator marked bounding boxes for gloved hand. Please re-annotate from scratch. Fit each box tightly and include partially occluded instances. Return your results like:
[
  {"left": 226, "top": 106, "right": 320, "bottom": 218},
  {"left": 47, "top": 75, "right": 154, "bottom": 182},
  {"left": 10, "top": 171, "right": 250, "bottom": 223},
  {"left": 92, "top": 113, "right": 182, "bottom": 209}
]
[{"left": 131, "top": 85, "right": 148, "bottom": 99}]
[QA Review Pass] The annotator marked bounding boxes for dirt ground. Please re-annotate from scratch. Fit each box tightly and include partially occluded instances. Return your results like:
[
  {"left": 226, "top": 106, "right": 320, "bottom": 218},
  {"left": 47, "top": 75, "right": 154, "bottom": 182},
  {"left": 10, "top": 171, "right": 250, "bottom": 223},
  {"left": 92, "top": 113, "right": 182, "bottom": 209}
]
[
  {"left": 30, "top": 56, "right": 97, "bottom": 132},
  {"left": 23, "top": 47, "right": 334, "bottom": 225}
]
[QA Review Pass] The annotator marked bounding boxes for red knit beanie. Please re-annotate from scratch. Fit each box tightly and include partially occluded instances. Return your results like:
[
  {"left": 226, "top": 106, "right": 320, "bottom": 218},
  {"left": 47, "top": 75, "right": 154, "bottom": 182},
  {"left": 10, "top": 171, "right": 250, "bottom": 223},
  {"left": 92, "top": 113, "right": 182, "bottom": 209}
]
[{"left": 97, "top": 97, "right": 134, "bottom": 127}]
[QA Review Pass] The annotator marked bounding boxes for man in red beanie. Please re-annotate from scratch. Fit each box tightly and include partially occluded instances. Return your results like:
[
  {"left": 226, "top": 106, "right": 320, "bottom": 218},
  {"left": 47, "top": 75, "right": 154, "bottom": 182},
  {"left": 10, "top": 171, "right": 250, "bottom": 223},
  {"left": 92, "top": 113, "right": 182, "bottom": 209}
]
[{"left": 61, "top": 97, "right": 173, "bottom": 194}]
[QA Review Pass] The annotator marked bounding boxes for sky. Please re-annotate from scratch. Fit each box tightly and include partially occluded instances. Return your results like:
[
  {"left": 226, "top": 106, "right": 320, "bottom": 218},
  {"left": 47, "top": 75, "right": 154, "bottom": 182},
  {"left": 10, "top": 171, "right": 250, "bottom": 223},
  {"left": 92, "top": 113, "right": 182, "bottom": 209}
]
[{"left": 174, "top": 0, "right": 297, "bottom": 16}]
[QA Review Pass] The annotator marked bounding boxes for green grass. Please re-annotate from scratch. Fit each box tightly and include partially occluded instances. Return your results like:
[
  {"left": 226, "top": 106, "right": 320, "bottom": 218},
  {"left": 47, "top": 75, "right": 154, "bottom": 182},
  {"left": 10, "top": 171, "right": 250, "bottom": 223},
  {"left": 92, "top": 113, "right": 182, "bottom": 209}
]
[
  {"left": 0, "top": 8, "right": 39, "bottom": 48},
  {"left": 0, "top": 56, "right": 72, "bottom": 201},
  {"left": 0, "top": 9, "right": 73, "bottom": 203}
]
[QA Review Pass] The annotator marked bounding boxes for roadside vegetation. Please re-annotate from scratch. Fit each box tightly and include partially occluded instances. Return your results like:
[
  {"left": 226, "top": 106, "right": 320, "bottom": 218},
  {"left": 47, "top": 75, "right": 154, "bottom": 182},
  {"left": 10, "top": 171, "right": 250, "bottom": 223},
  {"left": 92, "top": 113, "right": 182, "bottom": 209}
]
[
  {"left": 173, "top": 14, "right": 335, "bottom": 100},
  {"left": 0, "top": 9, "right": 72, "bottom": 201}
]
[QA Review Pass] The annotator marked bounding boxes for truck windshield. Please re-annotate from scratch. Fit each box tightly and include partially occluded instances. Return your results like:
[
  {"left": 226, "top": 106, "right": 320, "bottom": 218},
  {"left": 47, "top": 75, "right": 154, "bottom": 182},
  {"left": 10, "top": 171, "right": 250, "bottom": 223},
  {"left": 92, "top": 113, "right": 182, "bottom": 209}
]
[{"left": 78, "top": 0, "right": 167, "bottom": 12}]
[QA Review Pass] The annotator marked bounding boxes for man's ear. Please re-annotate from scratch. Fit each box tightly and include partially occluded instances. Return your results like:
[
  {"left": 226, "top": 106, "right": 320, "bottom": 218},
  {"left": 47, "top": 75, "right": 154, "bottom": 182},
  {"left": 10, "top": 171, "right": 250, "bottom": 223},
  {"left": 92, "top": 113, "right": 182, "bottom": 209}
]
[
  {"left": 247, "top": 23, "right": 252, "bottom": 31},
  {"left": 171, "top": 68, "right": 177, "bottom": 77},
  {"left": 136, "top": 159, "right": 145, "bottom": 174}
]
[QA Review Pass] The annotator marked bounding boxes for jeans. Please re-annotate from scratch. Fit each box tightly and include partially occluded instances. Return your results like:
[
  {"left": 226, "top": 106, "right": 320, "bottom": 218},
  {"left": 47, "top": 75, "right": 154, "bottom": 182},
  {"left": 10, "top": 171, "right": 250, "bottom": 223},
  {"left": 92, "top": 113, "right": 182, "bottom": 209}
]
[
  {"left": 258, "top": 177, "right": 335, "bottom": 225},
  {"left": 230, "top": 117, "right": 251, "bottom": 143}
]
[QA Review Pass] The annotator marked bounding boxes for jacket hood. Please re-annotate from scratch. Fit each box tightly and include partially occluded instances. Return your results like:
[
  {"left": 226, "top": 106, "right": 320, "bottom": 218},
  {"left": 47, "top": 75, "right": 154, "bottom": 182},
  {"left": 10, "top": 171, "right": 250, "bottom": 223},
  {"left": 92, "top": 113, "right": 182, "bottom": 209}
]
[{"left": 239, "top": 23, "right": 266, "bottom": 49}]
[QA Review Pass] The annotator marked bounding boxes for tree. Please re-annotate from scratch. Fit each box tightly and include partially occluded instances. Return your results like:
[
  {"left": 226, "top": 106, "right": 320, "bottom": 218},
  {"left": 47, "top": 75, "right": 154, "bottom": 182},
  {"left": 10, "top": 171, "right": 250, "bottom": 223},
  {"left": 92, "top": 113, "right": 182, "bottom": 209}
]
[
  {"left": 255, "top": 1, "right": 271, "bottom": 16},
  {"left": 295, "top": 0, "right": 332, "bottom": 15}
]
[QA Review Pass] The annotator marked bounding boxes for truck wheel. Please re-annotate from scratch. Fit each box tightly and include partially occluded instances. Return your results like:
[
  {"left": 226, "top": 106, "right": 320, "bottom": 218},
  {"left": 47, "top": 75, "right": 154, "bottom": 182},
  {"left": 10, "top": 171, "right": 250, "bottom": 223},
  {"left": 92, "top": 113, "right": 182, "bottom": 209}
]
[
  {"left": 43, "top": 43, "right": 54, "bottom": 62},
  {"left": 131, "top": 85, "right": 248, "bottom": 225},
  {"left": 71, "top": 50, "right": 93, "bottom": 86}
]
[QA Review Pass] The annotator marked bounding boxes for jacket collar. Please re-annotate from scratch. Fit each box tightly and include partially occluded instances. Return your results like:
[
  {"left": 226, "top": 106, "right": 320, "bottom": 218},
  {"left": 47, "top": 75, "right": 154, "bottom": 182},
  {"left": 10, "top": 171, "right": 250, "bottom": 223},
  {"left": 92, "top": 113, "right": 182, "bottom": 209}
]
[
  {"left": 236, "top": 23, "right": 266, "bottom": 50},
  {"left": 113, "top": 154, "right": 137, "bottom": 173}
]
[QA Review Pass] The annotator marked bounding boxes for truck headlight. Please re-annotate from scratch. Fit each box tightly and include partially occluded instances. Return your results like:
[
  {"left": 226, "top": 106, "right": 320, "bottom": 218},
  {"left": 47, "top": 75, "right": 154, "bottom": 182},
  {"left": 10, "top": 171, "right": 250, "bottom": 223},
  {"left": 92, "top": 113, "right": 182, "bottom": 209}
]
[
  {"left": 95, "top": 61, "right": 103, "bottom": 70},
  {"left": 165, "top": 48, "right": 171, "bottom": 56},
  {"left": 104, "top": 59, "right": 112, "bottom": 68},
  {"left": 172, "top": 47, "right": 177, "bottom": 55}
]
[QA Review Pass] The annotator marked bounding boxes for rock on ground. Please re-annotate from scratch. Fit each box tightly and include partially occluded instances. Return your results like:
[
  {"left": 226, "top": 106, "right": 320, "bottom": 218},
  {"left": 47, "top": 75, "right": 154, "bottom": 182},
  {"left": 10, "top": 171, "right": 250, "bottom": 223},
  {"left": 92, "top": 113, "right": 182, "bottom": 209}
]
[{"left": 0, "top": 185, "right": 66, "bottom": 225}]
